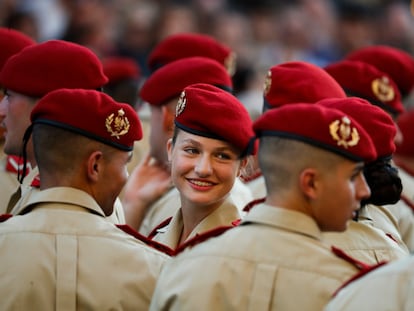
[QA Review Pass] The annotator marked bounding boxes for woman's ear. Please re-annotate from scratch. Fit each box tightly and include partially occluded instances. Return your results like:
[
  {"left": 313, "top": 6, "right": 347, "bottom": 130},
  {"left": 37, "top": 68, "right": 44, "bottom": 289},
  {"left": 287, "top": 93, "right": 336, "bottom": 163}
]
[
  {"left": 87, "top": 150, "right": 103, "bottom": 182},
  {"left": 166, "top": 138, "right": 173, "bottom": 162},
  {"left": 299, "top": 168, "right": 319, "bottom": 200}
]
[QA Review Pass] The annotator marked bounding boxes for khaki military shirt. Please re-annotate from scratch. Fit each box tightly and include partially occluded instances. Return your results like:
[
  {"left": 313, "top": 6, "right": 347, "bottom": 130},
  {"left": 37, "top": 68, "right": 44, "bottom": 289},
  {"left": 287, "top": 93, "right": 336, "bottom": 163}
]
[
  {"left": 149, "top": 204, "right": 360, "bottom": 311},
  {"left": 152, "top": 198, "right": 240, "bottom": 249},
  {"left": 323, "top": 216, "right": 409, "bottom": 265},
  {"left": 324, "top": 255, "right": 414, "bottom": 311},
  {"left": 243, "top": 174, "right": 266, "bottom": 200},
  {"left": 8, "top": 166, "right": 126, "bottom": 224},
  {"left": 0, "top": 156, "right": 20, "bottom": 214},
  {"left": 385, "top": 167, "right": 414, "bottom": 252},
  {"left": 0, "top": 187, "right": 168, "bottom": 311},
  {"left": 139, "top": 178, "right": 253, "bottom": 236}
]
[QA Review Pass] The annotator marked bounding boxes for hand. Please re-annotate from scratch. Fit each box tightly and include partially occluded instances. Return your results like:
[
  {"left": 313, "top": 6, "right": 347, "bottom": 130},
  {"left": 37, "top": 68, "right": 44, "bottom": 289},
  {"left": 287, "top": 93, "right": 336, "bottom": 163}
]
[{"left": 122, "top": 153, "right": 172, "bottom": 230}]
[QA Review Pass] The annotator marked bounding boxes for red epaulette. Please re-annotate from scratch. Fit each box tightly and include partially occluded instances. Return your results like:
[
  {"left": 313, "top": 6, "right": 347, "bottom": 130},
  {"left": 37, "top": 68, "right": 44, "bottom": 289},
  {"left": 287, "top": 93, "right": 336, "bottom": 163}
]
[
  {"left": 5, "top": 155, "right": 25, "bottom": 174},
  {"left": 147, "top": 217, "right": 173, "bottom": 240},
  {"left": 239, "top": 170, "right": 263, "bottom": 183},
  {"left": 116, "top": 224, "right": 174, "bottom": 256},
  {"left": 174, "top": 221, "right": 240, "bottom": 256},
  {"left": 331, "top": 245, "right": 388, "bottom": 297},
  {"left": 400, "top": 194, "right": 414, "bottom": 213},
  {"left": 30, "top": 174, "right": 41, "bottom": 188},
  {"left": 0, "top": 214, "right": 13, "bottom": 222},
  {"left": 243, "top": 197, "right": 266, "bottom": 213}
]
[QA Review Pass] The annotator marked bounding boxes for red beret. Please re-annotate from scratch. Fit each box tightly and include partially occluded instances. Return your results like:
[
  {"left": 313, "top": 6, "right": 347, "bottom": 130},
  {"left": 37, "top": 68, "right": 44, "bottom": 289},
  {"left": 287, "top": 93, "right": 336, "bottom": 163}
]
[
  {"left": 102, "top": 57, "right": 140, "bottom": 84},
  {"left": 140, "top": 56, "right": 233, "bottom": 106},
  {"left": 346, "top": 45, "right": 414, "bottom": 97},
  {"left": 253, "top": 103, "right": 377, "bottom": 163},
  {"left": 175, "top": 83, "right": 255, "bottom": 156},
  {"left": 318, "top": 97, "right": 396, "bottom": 158},
  {"left": 147, "top": 33, "right": 236, "bottom": 75},
  {"left": 263, "top": 61, "right": 346, "bottom": 110},
  {"left": 324, "top": 60, "right": 404, "bottom": 116},
  {"left": 395, "top": 109, "right": 414, "bottom": 157},
  {"left": 0, "top": 28, "right": 35, "bottom": 72},
  {"left": 31, "top": 89, "right": 142, "bottom": 151},
  {"left": 0, "top": 40, "right": 108, "bottom": 98}
]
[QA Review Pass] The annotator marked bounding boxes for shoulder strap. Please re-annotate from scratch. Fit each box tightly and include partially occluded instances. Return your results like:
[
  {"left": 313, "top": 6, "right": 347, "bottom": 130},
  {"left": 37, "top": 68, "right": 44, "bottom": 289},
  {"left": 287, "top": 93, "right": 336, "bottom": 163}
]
[
  {"left": 0, "top": 214, "right": 13, "bottom": 222},
  {"left": 243, "top": 197, "right": 266, "bottom": 213},
  {"left": 116, "top": 224, "right": 174, "bottom": 256},
  {"left": 174, "top": 224, "right": 238, "bottom": 256}
]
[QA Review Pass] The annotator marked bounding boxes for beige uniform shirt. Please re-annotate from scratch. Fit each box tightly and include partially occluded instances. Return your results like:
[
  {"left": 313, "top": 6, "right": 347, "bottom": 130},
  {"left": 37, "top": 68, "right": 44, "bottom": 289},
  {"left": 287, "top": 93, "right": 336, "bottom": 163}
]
[
  {"left": 0, "top": 156, "right": 20, "bottom": 214},
  {"left": 8, "top": 166, "right": 126, "bottom": 224},
  {"left": 0, "top": 187, "right": 168, "bottom": 311},
  {"left": 139, "top": 178, "right": 253, "bottom": 236},
  {"left": 323, "top": 213, "right": 409, "bottom": 265},
  {"left": 152, "top": 198, "right": 240, "bottom": 249},
  {"left": 243, "top": 174, "right": 266, "bottom": 200},
  {"left": 385, "top": 167, "right": 414, "bottom": 252},
  {"left": 324, "top": 255, "right": 414, "bottom": 311},
  {"left": 149, "top": 204, "right": 360, "bottom": 311}
]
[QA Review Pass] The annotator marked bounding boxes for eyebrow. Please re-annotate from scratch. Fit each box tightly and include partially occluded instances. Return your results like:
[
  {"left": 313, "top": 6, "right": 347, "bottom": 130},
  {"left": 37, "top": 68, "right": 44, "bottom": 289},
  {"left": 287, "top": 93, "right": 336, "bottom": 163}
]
[{"left": 180, "top": 138, "right": 237, "bottom": 153}]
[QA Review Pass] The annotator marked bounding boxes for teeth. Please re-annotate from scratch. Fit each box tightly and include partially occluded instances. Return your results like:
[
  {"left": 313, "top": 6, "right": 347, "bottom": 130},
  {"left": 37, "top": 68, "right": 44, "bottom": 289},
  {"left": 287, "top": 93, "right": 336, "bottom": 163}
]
[{"left": 191, "top": 180, "right": 212, "bottom": 187}]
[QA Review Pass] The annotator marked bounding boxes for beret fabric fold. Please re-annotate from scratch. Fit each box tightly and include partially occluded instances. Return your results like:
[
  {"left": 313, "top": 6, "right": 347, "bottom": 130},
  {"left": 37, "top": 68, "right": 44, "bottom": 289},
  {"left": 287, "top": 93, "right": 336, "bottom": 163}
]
[
  {"left": 140, "top": 56, "right": 233, "bottom": 106},
  {"left": 346, "top": 45, "right": 414, "bottom": 97},
  {"left": 263, "top": 61, "right": 346, "bottom": 111},
  {"left": 0, "top": 40, "right": 108, "bottom": 97},
  {"left": 324, "top": 60, "right": 404, "bottom": 115},
  {"left": 253, "top": 103, "right": 376, "bottom": 162},
  {"left": 31, "top": 88, "right": 142, "bottom": 151},
  {"left": 147, "top": 33, "right": 235, "bottom": 75},
  {"left": 0, "top": 28, "right": 35, "bottom": 71},
  {"left": 318, "top": 97, "right": 396, "bottom": 158},
  {"left": 174, "top": 83, "right": 255, "bottom": 156}
]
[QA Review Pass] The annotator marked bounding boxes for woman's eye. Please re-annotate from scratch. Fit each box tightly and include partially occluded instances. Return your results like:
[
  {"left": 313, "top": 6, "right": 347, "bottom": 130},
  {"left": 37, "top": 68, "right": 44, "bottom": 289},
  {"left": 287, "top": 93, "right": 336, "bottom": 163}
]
[
  {"left": 184, "top": 148, "right": 198, "bottom": 154},
  {"left": 216, "top": 153, "right": 231, "bottom": 160}
]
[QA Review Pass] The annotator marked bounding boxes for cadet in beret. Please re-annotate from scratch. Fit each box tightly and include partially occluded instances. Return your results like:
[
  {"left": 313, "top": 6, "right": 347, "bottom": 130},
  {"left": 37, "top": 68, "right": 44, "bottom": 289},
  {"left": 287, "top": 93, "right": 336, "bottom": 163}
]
[
  {"left": 241, "top": 61, "right": 347, "bottom": 203},
  {"left": 0, "top": 28, "right": 35, "bottom": 214},
  {"left": 319, "top": 97, "right": 409, "bottom": 264},
  {"left": 324, "top": 253, "right": 414, "bottom": 310},
  {"left": 147, "top": 32, "right": 236, "bottom": 76},
  {"left": 121, "top": 56, "right": 253, "bottom": 236},
  {"left": 149, "top": 103, "right": 376, "bottom": 311},
  {"left": 325, "top": 59, "right": 414, "bottom": 253},
  {"left": 345, "top": 45, "right": 414, "bottom": 109},
  {"left": 0, "top": 89, "right": 168, "bottom": 310},
  {"left": 148, "top": 83, "right": 254, "bottom": 250},
  {"left": 101, "top": 56, "right": 149, "bottom": 176},
  {"left": 0, "top": 40, "right": 124, "bottom": 224}
]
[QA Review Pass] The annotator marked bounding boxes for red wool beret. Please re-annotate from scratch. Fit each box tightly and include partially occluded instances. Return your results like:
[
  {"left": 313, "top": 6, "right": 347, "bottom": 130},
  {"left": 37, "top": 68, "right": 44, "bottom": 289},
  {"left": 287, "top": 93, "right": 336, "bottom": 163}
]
[
  {"left": 346, "top": 45, "right": 414, "bottom": 97},
  {"left": 140, "top": 56, "right": 233, "bottom": 106},
  {"left": 174, "top": 83, "right": 255, "bottom": 156},
  {"left": 318, "top": 97, "right": 396, "bottom": 158},
  {"left": 0, "top": 40, "right": 108, "bottom": 98},
  {"left": 31, "top": 88, "right": 142, "bottom": 151},
  {"left": 253, "top": 103, "right": 377, "bottom": 162},
  {"left": 263, "top": 61, "right": 346, "bottom": 111},
  {"left": 324, "top": 60, "right": 404, "bottom": 116},
  {"left": 102, "top": 57, "right": 140, "bottom": 84},
  {"left": 147, "top": 33, "right": 236, "bottom": 75},
  {"left": 395, "top": 109, "right": 414, "bottom": 157},
  {"left": 0, "top": 28, "right": 35, "bottom": 72}
]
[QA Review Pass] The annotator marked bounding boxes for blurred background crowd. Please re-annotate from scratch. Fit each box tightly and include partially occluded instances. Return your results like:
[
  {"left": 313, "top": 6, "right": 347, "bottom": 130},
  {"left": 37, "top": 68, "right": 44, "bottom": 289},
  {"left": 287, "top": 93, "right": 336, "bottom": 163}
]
[{"left": 1, "top": 0, "right": 414, "bottom": 108}]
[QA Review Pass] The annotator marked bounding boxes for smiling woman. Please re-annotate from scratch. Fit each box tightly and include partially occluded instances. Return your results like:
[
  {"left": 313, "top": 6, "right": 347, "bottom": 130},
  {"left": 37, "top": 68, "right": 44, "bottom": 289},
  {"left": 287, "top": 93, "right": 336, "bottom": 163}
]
[{"left": 149, "top": 83, "right": 255, "bottom": 249}]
